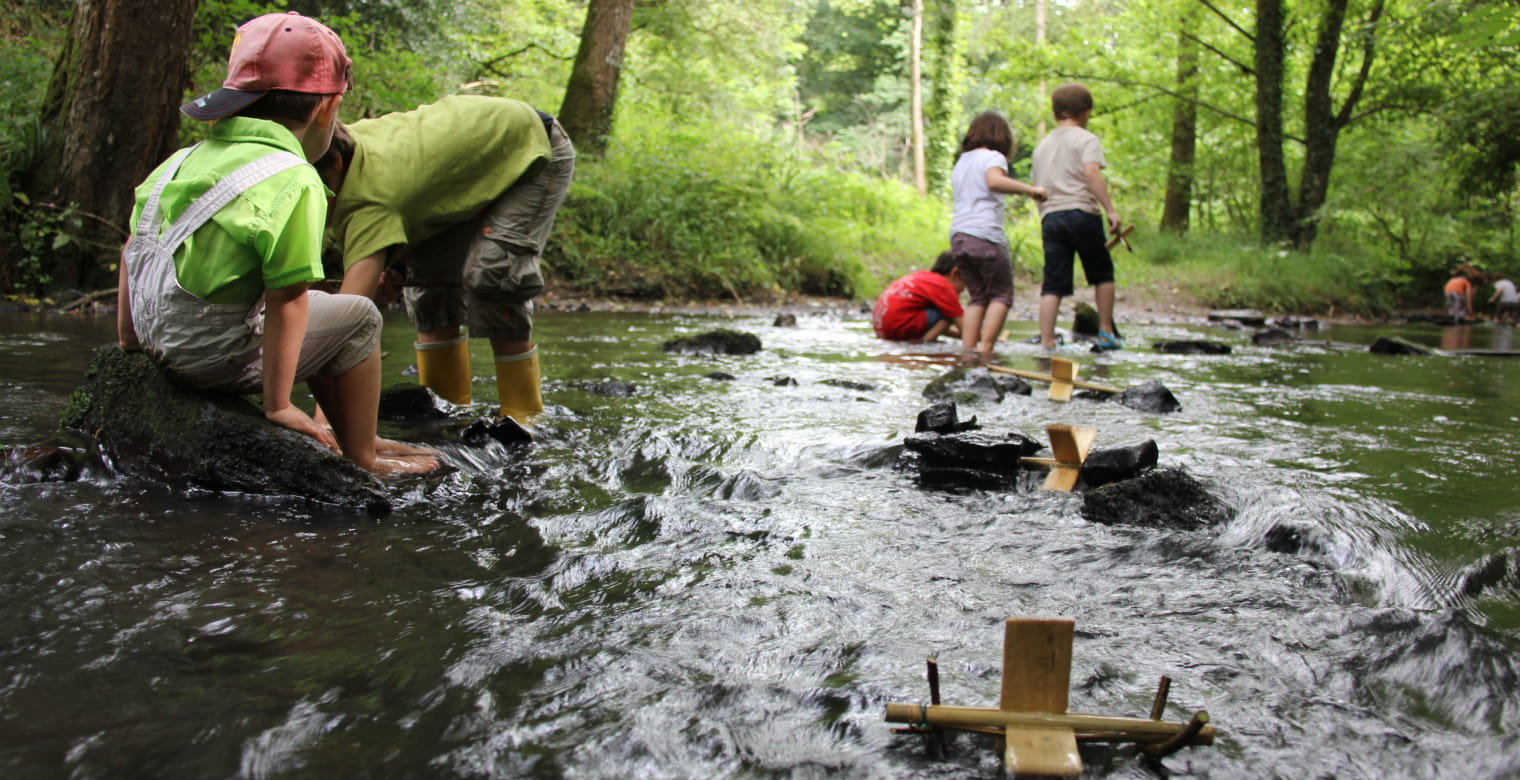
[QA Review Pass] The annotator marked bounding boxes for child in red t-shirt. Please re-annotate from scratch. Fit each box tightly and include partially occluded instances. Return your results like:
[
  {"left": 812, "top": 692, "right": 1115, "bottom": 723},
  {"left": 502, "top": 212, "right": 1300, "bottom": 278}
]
[{"left": 872, "top": 251, "right": 966, "bottom": 342}]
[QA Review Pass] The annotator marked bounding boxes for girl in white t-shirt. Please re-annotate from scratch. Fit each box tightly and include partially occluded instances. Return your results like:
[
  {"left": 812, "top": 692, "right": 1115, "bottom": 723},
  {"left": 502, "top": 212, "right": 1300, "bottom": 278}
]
[{"left": 948, "top": 111, "right": 1046, "bottom": 360}]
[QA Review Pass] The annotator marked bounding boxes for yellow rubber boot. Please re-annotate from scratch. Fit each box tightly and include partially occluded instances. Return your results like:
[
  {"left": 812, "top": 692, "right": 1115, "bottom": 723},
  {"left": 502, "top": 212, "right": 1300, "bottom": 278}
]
[
  {"left": 495, "top": 346, "right": 544, "bottom": 422},
  {"left": 415, "top": 336, "right": 472, "bottom": 405}
]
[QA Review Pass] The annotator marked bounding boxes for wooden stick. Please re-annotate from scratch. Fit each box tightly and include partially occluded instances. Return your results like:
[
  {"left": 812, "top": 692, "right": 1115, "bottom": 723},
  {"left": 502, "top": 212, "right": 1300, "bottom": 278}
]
[
  {"left": 884, "top": 703, "right": 1216, "bottom": 746},
  {"left": 1150, "top": 676, "right": 1172, "bottom": 720},
  {"left": 927, "top": 657, "right": 942, "bottom": 705},
  {"left": 986, "top": 365, "right": 1123, "bottom": 394},
  {"left": 1143, "top": 710, "right": 1211, "bottom": 757},
  {"left": 1104, "top": 223, "right": 1135, "bottom": 250}
]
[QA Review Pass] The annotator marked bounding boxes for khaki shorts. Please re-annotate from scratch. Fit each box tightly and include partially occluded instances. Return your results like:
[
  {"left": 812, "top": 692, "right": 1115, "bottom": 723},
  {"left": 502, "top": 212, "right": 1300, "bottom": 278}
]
[
  {"left": 186, "top": 290, "right": 382, "bottom": 394},
  {"left": 402, "top": 120, "right": 576, "bottom": 342}
]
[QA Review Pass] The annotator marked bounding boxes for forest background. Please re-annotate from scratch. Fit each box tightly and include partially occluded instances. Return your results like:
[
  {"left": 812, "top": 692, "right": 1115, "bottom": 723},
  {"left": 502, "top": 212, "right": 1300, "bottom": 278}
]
[{"left": 0, "top": 0, "right": 1517, "bottom": 316}]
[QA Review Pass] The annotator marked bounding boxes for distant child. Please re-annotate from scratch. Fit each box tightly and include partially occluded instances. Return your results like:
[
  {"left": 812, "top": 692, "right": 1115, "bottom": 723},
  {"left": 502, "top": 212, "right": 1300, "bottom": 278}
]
[
  {"left": 1445, "top": 265, "right": 1477, "bottom": 321},
  {"left": 115, "top": 12, "right": 435, "bottom": 477},
  {"left": 872, "top": 250, "right": 966, "bottom": 342},
  {"left": 949, "top": 111, "right": 1048, "bottom": 360},
  {"left": 1489, "top": 271, "right": 1518, "bottom": 325},
  {"left": 1031, "top": 83, "right": 1123, "bottom": 351}
]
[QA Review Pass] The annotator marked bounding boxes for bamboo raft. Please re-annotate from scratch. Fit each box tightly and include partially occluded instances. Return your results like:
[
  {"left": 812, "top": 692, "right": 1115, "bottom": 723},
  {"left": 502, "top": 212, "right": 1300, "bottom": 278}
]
[{"left": 886, "top": 618, "right": 1215, "bottom": 777}]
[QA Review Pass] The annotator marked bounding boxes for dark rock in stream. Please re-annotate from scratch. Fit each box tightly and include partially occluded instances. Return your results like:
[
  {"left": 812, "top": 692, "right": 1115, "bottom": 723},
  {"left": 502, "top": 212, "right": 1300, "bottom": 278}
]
[
  {"left": 1115, "top": 380, "right": 1182, "bottom": 413},
  {"left": 903, "top": 430, "right": 1042, "bottom": 480},
  {"left": 704, "top": 372, "right": 736, "bottom": 381},
  {"left": 378, "top": 383, "right": 455, "bottom": 421},
  {"left": 1251, "top": 328, "right": 1297, "bottom": 346},
  {"left": 661, "top": 329, "right": 762, "bottom": 355},
  {"left": 773, "top": 313, "right": 798, "bottom": 327},
  {"left": 461, "top": 416, "right": 534, "bottom": 446},
  {"left": 1369, "top": 336, "right": 1434, "bottom": 356},
  {"left": 60, "top": 346, "right": 391, "bottom": 513},
  {"left": 769, "top": 376, "right": 799, "bottom": 387},
  {"left": 1079, "top": 440, "right": 1159, "bottom": 488},
  {"left": 1080, "top": 468, "right": 1231, "bottom": 529},
  {"left": 914, "top": 401, "right": 979, "bottom": 434},
  {"left": 1072, "top": 302, "right": 1101, "bottom": 336},
  {"left": 1153, "top": 339, "right": 1233, "bottom": 355}
]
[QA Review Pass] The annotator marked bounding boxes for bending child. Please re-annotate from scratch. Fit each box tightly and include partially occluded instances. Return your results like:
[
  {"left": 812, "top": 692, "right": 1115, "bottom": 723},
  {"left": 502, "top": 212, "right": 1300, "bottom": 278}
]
[
  {"left": 1031, "top": 83, "right": 1123, "bottom": 351},
  {"left": 315, "top": 95, "right": 575, "bottom": 422},
  {"left": 949, "top": 111, "right": 1047, "bottom": 361},
  {"left": 116, "top": 12, "right": 436, "bottom": 477},
  {"left": 872, "top": 250, "right": 965, "bottom": 343}
]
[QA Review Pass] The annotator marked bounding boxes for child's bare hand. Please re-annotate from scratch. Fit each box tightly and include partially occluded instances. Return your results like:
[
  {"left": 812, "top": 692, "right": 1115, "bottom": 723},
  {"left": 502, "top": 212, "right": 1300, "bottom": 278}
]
[
  {"left": 1031, "top": 186, "right": 1048, "bottom": 201},
  {"left": 266, "top": 405, "right": 340, "bottom": 453}
]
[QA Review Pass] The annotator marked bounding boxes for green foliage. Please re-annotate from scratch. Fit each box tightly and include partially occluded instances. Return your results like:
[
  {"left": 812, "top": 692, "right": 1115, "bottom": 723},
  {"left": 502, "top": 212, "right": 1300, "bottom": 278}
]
[
  {"left": 550, "top": 112, "right": 945, "bottom": 300},
  {"left": 4, "top": 193, "right": 80, "bottom": 296}
]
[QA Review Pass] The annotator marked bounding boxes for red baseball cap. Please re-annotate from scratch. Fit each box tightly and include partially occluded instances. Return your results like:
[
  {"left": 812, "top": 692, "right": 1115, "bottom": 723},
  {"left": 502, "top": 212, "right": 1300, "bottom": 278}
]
[{"left": 181, "top": 12, "right": 352, "bottom": 121}]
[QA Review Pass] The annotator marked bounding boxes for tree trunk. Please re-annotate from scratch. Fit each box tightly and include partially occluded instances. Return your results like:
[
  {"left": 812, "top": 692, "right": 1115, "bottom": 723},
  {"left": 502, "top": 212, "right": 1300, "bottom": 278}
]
[
  {"left": 1161, "top": 17, "right": 1198, "bottom": 234},
  {"left": 922, "top": 0, "right": 961, "bottom": 193},
  {"left": 558, "top": 0, "right": 634, "bottom": 157},
  {"left": 22, "top": 0, "right": 198, "bottom": 293},
  {"left": 1254, "top": 0, "right": 1293, "bottom": 245},
  {"left": 909, "top": 0, "right": 926, "bottom": 195}
]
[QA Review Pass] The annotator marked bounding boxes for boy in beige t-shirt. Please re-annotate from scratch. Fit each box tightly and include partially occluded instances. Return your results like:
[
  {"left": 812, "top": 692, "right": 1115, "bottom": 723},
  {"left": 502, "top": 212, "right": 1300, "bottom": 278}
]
[{"left": 1031, "top": 83, "right": 1123, "bottom": 351}]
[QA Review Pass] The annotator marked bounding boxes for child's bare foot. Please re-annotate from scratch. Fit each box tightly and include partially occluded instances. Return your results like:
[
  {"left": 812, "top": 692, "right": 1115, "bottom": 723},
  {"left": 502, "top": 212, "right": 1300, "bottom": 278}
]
[
  {"left": 375, "top": 436, "right": 437, "bottom": 458},
  {"left": 366, "top": 453, "right": 442, "bottom": 478}
]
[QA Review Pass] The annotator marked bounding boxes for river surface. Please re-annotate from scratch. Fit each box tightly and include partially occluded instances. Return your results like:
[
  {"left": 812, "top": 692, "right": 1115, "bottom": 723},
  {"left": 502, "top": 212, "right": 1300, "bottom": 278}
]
[{"left": 1, "top": 307, "right": 1517, "bottom": 778}]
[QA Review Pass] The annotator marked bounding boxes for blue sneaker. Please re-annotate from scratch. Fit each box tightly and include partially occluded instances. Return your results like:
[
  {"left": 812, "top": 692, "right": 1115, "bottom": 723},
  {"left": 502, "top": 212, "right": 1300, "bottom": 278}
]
[{"left": 1094, "top": 330, "right": 1124, "bottom": 351}]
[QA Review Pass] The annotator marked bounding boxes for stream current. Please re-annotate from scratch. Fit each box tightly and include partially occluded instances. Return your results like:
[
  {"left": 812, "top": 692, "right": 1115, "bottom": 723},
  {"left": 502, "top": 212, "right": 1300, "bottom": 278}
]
[{"left": 1, "top": 306, "right": 1518, "bottom": 778}]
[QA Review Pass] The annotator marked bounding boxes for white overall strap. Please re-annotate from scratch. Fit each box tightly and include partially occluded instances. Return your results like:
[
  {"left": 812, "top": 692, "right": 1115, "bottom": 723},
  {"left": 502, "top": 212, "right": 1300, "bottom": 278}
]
[
  {"left": 134, "top": 144, "right": 199, "bottom": 240},
  {"left": 159, "top": 151, "right": 309, "bottom": 251}
]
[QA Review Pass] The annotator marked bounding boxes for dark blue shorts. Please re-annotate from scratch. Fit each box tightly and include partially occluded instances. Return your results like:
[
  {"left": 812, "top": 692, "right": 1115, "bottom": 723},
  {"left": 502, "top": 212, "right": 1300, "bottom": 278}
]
[{"left": 1040, "top": 209, "right": 1114, "bottom": 297}]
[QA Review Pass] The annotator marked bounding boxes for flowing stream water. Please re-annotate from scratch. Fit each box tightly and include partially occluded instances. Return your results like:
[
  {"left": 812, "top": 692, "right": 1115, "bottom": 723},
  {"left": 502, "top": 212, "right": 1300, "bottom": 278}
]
[{"left": 1, "top": 306, "right": 1518, "bottom": 778}]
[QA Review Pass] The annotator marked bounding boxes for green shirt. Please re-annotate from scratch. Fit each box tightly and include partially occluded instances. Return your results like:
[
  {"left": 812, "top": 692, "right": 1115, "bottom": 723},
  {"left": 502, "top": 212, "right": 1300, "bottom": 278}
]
[
  {"left": 331, "top": 95, "right": 552, "bottom": 270},
  {"left": 130, "top": 117, "right": 327, "bottom": 305}
]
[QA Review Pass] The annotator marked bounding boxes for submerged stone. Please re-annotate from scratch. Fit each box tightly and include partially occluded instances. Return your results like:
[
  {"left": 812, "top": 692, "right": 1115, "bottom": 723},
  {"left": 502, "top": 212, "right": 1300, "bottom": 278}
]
[
  {"left": 572, "top": 379, "right": 639, "bottom": 397},
  {"left": 1154, "top": 339, "right": 1232, "bottom": 355},
  {"left": 1116, "top": 380, "right": 1182, "bottom": 413},
  {"left": 61, "top": 346, "right": 390, "bottom": 513},
  {"left": 923, "top": 367, "right": 1005, "bottom": 404},
  {"left": 1080, "top": 440, "right": 1159, "bottom": 488},
  {"left": 821, "top": 378, "right": 877, "bottom": 392},
  {"left": 1, "top": 443, "right": 86, "bottom": 484},
  {"left": 1369, "top": 336, "right": 1433, "bottom": 356},
  {"left": 1080, "top": 467, "right": 1231, "bottom": 529},
  {"left": 773, "top": 313, "right": 798, "bottom": 327},
  {"left": 661, "top": 329, "right": 762, "bottom": 355},
  {"left": 704, "top": 372, "right": 736, "bottom": 381}
]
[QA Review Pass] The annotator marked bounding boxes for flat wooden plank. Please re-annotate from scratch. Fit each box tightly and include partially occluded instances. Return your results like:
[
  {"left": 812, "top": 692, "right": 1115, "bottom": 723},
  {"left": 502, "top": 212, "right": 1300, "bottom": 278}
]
[
  {"left": 1047, "top": 358, "right": 1077, "bottom": 402},
  {"left": 1045, "top": 425, "right": 1096, "bottom": 464},
  {"left": 986, "top": 365, "right": 1123, "bottom": 394},
  {"left": 999, "top": 618, "right": 1074, "bottom": 714},
  {"left": 1004, "top": 727, "right": 1082, "bottom": 777},
  {"left": 1041, "top": 466, "right": 1081, "bottom": 492}
]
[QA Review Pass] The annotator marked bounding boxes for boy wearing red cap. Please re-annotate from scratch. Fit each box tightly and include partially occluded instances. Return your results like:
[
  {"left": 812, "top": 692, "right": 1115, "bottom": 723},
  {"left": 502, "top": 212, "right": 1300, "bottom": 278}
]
[
  {"left": 314, "top": 96, "right": 575, "bottom": 423},
  {"left": 116, "top": 12, "right": 435, "bottom": 477}
]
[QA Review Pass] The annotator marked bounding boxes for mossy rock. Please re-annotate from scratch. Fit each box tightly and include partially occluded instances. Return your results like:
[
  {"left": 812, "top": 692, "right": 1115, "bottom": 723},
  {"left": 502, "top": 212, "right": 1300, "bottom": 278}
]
[{"left": 61, "top": 346, "right": 390, "bottom": 513}]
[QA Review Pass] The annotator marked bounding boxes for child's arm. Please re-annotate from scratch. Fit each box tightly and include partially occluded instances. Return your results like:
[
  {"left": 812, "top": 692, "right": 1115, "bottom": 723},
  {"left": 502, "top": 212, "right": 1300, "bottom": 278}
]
[
  {"left": 116, "top": 241, "right": 141, "bottom": 351},
  {"left": 262, "top": 283, "right": 339, "bottom": 452},
  {"left": 339, "top": 251, "right": 387, "bottom": 298},
  {"left": 986, "top": 168, "right": 1048, "bottom": 201},
  {"left": 1083, "top": 161, "right": 1120, "bottom": 233}
]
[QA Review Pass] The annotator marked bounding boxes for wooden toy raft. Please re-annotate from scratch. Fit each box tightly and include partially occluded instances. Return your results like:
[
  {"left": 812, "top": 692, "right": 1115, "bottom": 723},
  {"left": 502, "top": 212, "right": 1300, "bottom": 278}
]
[
  {"left": 988, "top": 357, "right": 1122, "bottom": 403},
  {"left": 885, "top": 618, "right": 1214, "bottom": 778}
]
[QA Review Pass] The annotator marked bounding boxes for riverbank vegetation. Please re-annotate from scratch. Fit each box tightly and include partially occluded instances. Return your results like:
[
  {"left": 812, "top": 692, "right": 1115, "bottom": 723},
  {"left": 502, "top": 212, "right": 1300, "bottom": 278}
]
[{"left": 2, "top": 0, "right": 1516, "bottom": 316}]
